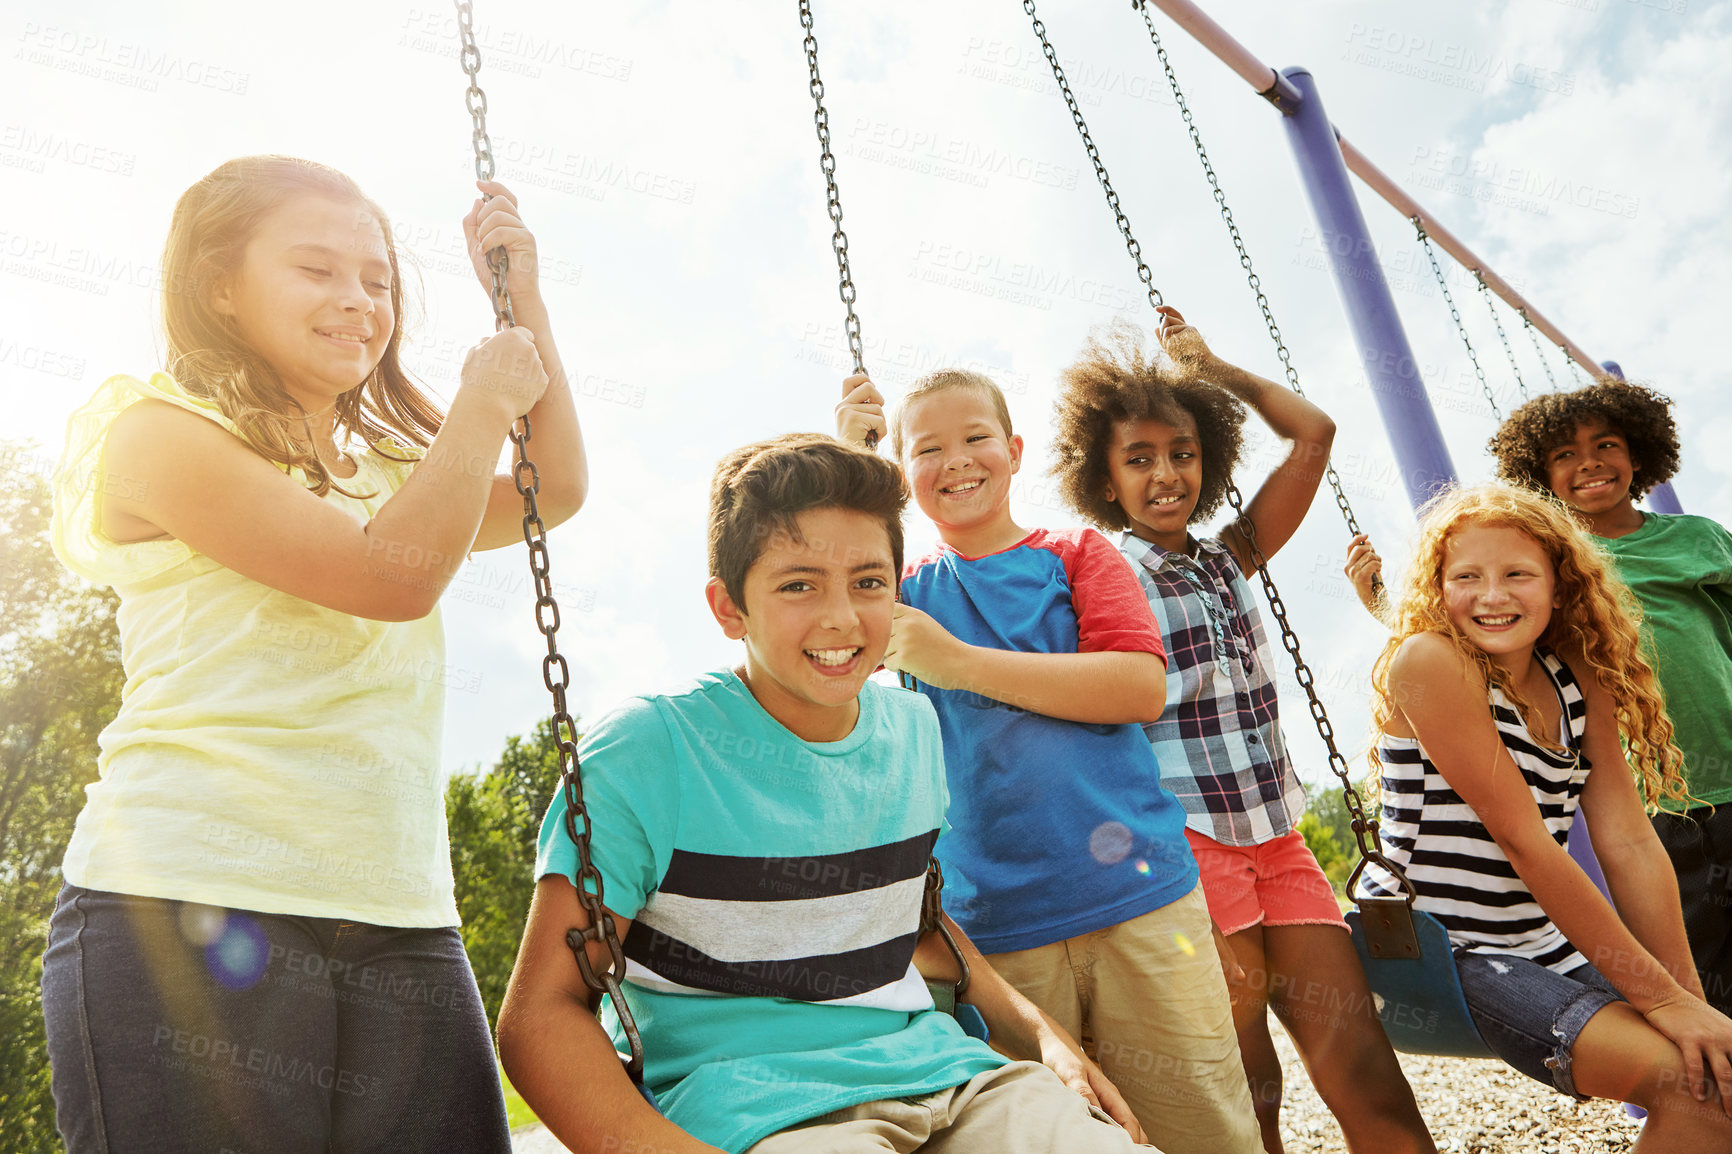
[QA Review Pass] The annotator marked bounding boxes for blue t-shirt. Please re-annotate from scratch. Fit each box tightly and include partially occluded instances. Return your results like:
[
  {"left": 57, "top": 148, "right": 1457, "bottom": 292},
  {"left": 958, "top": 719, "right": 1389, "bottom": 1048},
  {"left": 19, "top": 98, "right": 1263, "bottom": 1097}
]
[
  {"left": 534, "top": 671, "right": 1003, "bottom": 1153},
  {"left": 900, "top": 527, "right": 1197, "bottom": 954}
]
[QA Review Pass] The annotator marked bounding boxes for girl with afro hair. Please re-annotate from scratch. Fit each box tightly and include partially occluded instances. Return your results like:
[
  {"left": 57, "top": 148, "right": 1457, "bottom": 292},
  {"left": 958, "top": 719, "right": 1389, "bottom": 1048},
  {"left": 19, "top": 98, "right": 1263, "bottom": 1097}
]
[{"left": 1051, "top": 308, "right": 1434, "bottom": 1154}]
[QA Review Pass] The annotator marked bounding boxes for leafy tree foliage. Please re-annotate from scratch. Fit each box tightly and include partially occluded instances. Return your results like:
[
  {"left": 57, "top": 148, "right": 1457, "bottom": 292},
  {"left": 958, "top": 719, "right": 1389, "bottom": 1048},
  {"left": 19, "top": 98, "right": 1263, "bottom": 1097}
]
[
  {"left": 0, "top": 442, "right": 124, "bottom": 1149},
  {"left": 446, "top": 718, "right": 565, "bottom": 1030},
  {"left": 1297, "top": 779, "right": 1359, "bottom": 892}
]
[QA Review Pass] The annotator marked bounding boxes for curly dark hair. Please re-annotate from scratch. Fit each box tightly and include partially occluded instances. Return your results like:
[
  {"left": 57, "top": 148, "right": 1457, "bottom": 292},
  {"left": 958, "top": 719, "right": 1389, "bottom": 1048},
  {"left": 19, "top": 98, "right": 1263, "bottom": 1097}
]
[
  {"left": 1050, "top": 321, "right": 1246, "bottom": 532},
  {"left": 1487, "top": 379, "right": 1679, "bottom": 500}
]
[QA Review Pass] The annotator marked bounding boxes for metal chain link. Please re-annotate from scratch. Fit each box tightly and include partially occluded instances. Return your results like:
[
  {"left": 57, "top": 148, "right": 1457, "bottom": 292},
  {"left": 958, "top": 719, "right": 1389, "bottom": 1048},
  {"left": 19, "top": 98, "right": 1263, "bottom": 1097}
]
[
  {"left": 453, "top": 0, "right": 644, "bottom": 1086},
  {"left": 455, "top": 0, "right": 513, "bottom": 331},
  {"left": 1133, "top": 3, "right": 1364, "bottom": 543},
  {"left": 1025, "top": 0, "right": 1398, "bottom": 874},
  {"left": 1564, "top": 344, "right": 1590, "bottom": 384},
  {"left": 1413, "top": 218, "right": 1501, "bottom": 421},
  {"left": 799, "top": 0, "right": 876, "bottom": 449},
  {"left": 1518, "top": 309, "right": 1560, "bottom": 392},
  {"left": 1473, "top": 270, "right": 1529, "bottom": 404},
  {"left": 1220, "top": 486, "right": 1399, "bottom": 872},
  {"left": 1023, "top": 0, "right": 1163, "bottom": 314}
]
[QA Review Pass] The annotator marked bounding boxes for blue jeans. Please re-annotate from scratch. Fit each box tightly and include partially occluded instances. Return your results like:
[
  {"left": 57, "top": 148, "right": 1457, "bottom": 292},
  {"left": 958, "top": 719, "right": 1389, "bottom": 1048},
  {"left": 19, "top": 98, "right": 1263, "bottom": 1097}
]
[
  {"left": 1455, "top": 949, "right": 1623, "bottom": 1099},
  {"left": 41, "top": 884, "right": 512, "bottom": 1153}
]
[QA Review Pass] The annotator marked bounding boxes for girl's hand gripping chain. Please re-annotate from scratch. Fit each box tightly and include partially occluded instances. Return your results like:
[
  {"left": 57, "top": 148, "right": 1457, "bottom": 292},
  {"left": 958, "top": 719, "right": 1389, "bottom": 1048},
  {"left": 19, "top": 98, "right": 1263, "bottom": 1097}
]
[
  {"left": 1345, "top": 533, "right": 1388, "bottom": 622},
  {"left": 1154, "top": 305, "right": 1217, "bottom": 371},
  {"left": 464, "top": 179, "right": 544, "bottom": 310},
  {"left": 460, "top": 327, "right": 547, "bottom": 424}
]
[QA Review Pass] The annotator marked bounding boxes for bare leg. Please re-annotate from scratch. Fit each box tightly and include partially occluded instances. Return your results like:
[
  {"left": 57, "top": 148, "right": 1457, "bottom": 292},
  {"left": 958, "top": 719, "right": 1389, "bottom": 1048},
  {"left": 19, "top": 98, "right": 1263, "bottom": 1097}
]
[
  {"left": 1262, "top": 925, "right": 1436, "bottom": 1154},
  {"left": 1223, "top": 925, "right": 1285, "bottom": 1153},
  {"left": 1571, "top": 1002, "right": 1732, "bottom": 1153}
]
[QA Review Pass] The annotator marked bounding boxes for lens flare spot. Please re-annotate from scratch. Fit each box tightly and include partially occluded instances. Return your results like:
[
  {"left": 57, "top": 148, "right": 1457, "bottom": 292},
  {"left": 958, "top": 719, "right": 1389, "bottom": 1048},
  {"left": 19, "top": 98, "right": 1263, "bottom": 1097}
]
[
  {"left": 205, "top": 914, "right": 269, "bottom": 990},
  {"left": 178, "top": 903, "right": 226, "bottom": 947},
  {"left": 1088, "top": 821, "right": 1133, "bottom": 865},
  {"left": 1173, "top": 932, "right": 1196, "bottom": 957},
  {"left": 1134, "top": 859, "right": 1151, "bottom": 876}
]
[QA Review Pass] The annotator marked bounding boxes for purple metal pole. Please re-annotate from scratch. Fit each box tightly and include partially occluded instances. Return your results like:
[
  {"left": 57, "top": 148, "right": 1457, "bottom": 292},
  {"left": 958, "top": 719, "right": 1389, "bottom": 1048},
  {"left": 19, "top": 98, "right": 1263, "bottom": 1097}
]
[
  {"left": 1601, "top": 360, "right": 1684, "bottom": 513},
  {"left": 1277, "top": 68, "right": 1456, "bottom": 506}
]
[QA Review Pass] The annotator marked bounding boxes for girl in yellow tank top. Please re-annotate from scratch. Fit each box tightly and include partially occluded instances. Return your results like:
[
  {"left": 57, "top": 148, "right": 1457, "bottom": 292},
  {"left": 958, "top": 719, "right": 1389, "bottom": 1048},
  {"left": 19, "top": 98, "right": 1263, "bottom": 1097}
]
[{"left": 42, "top": 155, "right": 585, "bottom": 1153}]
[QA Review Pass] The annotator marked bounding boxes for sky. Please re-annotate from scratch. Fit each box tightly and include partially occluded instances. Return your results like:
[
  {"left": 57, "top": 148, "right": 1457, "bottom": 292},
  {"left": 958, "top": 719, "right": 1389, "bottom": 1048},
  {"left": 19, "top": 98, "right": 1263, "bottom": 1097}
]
[{"left": 4, "top": 0, "right": 1727, "bottom": 793}]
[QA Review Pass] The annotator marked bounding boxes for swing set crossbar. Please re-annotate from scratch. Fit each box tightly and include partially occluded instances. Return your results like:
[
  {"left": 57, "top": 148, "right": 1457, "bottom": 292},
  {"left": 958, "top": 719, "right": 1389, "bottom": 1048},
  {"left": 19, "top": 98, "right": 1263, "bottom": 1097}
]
[{"left": 1140, "top": 0, "right": 1603, "bottom": 379}]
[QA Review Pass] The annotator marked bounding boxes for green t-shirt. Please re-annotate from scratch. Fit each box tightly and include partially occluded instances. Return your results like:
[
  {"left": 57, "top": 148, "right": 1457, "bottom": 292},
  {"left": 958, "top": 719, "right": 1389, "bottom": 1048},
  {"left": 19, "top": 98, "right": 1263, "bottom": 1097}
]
[
  {"left": 534, "top": 670, "right": 1004, "bottom": 1153},
  {"left": 1600, "top": 513, "right": 1732, "bottom": 810}
]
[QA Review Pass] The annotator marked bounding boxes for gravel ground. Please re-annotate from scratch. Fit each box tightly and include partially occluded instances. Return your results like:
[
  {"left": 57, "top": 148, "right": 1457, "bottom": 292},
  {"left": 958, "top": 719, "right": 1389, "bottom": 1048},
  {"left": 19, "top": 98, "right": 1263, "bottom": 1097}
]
[
  {"left": 509, "top": 1020, "right": 1648, "bottom": 1152},
  {"left": 1266, "top": 1025, "right": 1643, "bottom": 1154}
]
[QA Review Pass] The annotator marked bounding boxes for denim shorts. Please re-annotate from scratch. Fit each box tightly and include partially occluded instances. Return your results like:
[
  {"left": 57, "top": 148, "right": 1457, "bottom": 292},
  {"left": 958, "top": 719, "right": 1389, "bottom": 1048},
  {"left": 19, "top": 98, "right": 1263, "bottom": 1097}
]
[
  {"left": 1454, "top": 949, "right": 1623, "bottom": 1098},
  {"left": 41, "top": 884, "right": 512, "bottom": 1153}
]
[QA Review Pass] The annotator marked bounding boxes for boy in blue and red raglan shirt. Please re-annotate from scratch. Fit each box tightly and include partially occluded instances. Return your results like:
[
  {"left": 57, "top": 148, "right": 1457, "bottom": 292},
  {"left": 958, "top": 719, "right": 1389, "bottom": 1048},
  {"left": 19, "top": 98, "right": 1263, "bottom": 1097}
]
[{"left": 838, "top": 371, "right": 1263, "bottom": 1154}]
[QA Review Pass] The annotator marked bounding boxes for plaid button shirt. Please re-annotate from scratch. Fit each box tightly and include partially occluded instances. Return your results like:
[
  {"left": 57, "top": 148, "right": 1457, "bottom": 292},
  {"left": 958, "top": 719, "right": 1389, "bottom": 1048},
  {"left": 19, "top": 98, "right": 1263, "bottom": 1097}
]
[{"left": 1120, "top": 532, "right": 1307, "bottom": 846}]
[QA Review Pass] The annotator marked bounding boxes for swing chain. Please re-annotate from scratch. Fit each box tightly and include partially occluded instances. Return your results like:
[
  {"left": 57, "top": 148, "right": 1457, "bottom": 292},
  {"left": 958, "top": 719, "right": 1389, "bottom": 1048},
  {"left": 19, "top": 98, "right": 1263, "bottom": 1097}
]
[
  {"left": 1026, "top": 0, "right": 1393, "bottom": 850},
  {"left": 1132, "top": 2, "right": 1363, "bottom": 541},
  {"left": 1517, "top": 309, "right": 1561, "bottom": 392},
  {"left": 1473, "top": 271, "right": 1529, "bottom": 404},
  {"left": 455, "top": 0, "right": 513, "bottom": 331},
  {"left": 1220, "top": 484, "right": 1397, "bottom": 872},
  {"left": 1413, "top": 218, "right": 1501, "bottom": 421},
  {"left": 799, "top": 0, "right": 876, "bottom": 448},
  {"left": 452, "top": 0, "right": 643, "bottom": 1085},
  {"left": 1024, "top": 0, "right": 1164, "bottom": 314},
  {"left": 1563, "top": 343, "right": 1590, "bottom": 384}
]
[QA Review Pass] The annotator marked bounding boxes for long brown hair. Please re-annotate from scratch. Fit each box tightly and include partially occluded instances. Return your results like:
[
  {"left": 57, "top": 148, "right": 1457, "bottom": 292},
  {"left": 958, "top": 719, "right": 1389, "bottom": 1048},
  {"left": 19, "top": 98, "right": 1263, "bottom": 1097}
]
[
  {"left": 161, "top": 155, "right": 442, "bottom": 496},
  {"left": 1371, "top": 483, "right": 1686, "bottom": 809}
]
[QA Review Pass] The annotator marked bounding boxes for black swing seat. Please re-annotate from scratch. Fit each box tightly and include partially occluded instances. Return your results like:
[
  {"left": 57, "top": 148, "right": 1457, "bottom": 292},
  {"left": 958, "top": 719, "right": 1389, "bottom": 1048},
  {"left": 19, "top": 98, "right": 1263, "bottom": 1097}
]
[{"left": 1346, "top": 896, "right": 1495, "bottom": 1059}]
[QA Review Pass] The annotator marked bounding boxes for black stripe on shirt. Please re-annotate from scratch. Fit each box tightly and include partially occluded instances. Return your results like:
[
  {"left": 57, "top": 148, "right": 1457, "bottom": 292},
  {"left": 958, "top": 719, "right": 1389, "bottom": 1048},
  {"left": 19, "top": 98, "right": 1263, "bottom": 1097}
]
[
  {"left": 657, "top": 830, "right": 937, "bottom": 904},
  {"left": 623, "top": 924, "right": 920, "bottom": 1002}
]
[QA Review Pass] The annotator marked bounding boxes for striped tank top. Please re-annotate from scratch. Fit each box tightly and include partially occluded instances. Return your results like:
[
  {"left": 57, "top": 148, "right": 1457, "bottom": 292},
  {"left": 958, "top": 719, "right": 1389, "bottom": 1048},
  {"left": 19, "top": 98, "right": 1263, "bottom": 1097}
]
[{"left": 1356, "top": 648, "right": 1591, "bottom": 973}]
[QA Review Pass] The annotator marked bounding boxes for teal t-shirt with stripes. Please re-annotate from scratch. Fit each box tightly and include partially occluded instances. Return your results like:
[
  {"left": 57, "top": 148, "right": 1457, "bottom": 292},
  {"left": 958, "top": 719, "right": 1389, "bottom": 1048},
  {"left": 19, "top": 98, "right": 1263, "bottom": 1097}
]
[{"left": 534, "top": 670, "right": 1004, "bottom": 1153}]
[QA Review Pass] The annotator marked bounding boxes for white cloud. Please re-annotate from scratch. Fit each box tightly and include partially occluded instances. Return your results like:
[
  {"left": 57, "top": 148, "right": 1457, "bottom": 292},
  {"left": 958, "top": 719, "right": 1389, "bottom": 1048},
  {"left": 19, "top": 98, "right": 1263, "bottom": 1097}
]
[{"left": 4, "top": 0, "right": 1725, "bottom": 785}]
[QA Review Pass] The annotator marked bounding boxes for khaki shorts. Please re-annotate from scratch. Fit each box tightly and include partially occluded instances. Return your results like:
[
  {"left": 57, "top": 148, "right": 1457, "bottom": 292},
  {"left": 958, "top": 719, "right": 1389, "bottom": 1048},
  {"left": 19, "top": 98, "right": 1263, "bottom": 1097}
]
[
  {"left": 744, "top": 1061, "right": 1150, "bottom": 1154},
  {"left": 985, "top": 885, "right": 1263, "bottom": 1154}
]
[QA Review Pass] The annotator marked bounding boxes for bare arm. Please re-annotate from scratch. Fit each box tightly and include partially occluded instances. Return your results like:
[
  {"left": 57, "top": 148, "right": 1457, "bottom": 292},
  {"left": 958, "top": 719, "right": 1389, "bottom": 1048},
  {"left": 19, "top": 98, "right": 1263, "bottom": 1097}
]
[
  {"left": 912, "top": 915, "right": 1146, "bottom": 1142},
  {"left": 497, "top": 876, "right": 721, "bottom": 1154},
  {"left": 102, "top": 332, "right": 544, "bottom": 622},
  {"left": 463, "top": 182, "right": 589, "bottom": 550},
  {"left": 883, "top": 603, "right": 1165, "bottom": 724},
  {"left": 1344, "top": 533, "right": 1391, "bottom": 625},
  {"left": 1157, "top": 309, "right": 1335, "bottom": 577},
  {"left": 1391, "top": 635, "right": 1685, "bottom": 1010},
  {"left": 1572, "top": 664, "right": 1704, "bottom": 998}
]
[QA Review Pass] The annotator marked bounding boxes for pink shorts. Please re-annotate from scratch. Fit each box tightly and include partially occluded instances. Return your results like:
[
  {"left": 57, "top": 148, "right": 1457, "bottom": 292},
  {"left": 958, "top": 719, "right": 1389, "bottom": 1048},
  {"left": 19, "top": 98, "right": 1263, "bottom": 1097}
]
[{"left": 1185, "top": 827, "right": 1349, "bottom": 937}]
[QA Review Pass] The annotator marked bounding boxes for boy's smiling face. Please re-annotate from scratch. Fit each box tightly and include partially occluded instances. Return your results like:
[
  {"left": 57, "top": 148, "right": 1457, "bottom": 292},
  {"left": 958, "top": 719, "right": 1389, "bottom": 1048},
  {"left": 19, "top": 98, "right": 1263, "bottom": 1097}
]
[
  {"left": 1104, "top": 413, "right": 1204, "bottom": 552},
  {"left": 900, "top": 387, "right": 1023, "bottom": 547},
  {"left": 1545, "top": 419, "right": 1638, "bottom": 516},
  {"left": 706, "top": 506, "right": 896, "bottom": 743}
]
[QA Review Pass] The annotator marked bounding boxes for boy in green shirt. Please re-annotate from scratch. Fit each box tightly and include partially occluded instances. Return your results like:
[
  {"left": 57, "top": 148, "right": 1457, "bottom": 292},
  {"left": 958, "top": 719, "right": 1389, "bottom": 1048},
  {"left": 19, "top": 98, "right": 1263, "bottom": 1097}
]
[
  {"left": 498, "top": 434, "right": 1151, "bottom": 1153},
  {"left": 1488, "top": 379, "right": 1732, "bottom": 1014}
]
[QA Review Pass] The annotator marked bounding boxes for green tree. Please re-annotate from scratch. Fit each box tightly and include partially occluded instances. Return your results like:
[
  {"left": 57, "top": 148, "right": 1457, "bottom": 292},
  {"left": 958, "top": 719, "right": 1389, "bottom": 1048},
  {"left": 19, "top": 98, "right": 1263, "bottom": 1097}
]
[
  {"left": 0, "top": 442, "right": 124, "bottom": 1150},
  {"left": 1297, "top": 779, "right": 1360, "bottom": 892},
  {"left": 446, "top": 718, "right": 567, "bottom": 1029}
]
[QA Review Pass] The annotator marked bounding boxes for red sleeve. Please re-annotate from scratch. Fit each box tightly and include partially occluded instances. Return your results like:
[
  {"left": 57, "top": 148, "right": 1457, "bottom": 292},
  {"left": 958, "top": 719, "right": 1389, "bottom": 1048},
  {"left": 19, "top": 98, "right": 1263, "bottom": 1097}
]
[{"left": 1051, "top": 529, "right": 1166, "bottom": 661}]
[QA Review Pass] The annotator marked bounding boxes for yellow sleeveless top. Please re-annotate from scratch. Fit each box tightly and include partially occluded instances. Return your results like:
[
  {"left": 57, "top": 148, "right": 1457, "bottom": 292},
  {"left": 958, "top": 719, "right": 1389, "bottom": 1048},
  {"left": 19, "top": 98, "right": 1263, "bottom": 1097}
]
[{"left": 51, "top": 373, "right": 458, "bottom": 926}]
